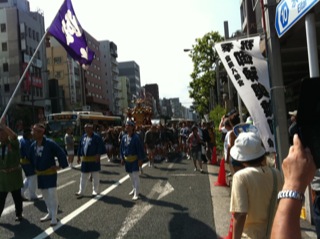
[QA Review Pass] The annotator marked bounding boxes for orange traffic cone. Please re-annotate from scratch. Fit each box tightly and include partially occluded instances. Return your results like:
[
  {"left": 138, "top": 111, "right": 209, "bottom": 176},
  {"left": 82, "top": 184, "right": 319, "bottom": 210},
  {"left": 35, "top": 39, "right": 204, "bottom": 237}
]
[
  {"left": 223, "top": 213, "right": 234, "bottom": 239},
  {"left": 214, "top": 159, "right": 228, "bottom": 187},
  {"left": 211, "top": 146, "right": 217, "bottom": 165}
]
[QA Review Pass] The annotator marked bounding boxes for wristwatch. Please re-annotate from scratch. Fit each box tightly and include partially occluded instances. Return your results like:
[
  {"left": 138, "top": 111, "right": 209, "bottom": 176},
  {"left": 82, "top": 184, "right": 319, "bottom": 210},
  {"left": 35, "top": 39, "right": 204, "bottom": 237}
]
[{"left": 277, "top": 190, "right": 305, "bottom": 202}]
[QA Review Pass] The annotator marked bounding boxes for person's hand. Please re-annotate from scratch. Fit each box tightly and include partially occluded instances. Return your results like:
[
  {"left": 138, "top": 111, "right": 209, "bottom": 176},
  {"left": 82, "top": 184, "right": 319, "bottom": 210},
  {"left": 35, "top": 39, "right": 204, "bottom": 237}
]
[
  {"left": 51, "top": 166, "right": 61, "bottom": 171},
  {"left": 121, "top": 159, "right": 125, "bottom": 166},
  {"left": 77, "top": 157, "right": 81, "bottom": 164},
  {"left": 282, "top": 134, "right": 317, "bottom": 193}
]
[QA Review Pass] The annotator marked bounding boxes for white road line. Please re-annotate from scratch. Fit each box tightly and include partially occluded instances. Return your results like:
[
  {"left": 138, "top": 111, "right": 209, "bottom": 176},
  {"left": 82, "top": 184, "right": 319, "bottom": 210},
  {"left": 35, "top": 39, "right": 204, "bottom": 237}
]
[
  {"left": 3, "top": 155, "right": 112, "bottom": 217},
  {"left": 2, "top": 201, "right": 33, "bottom": 216},
  {"left": 2, "top": 180, "right": 76, "bottom": 216},
  {"left": 115, "top": 180, "right": 174, "bottom": 239},
  {"left": 33, "top": 162, "right": 149, "bottom": 239}
]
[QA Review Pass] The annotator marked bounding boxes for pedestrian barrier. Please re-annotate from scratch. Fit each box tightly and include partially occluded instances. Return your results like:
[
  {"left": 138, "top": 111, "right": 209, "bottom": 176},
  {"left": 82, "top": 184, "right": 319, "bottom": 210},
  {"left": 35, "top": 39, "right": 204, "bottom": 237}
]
[{"left": 214, "top": 159, "right": 228, "bottom": 187}]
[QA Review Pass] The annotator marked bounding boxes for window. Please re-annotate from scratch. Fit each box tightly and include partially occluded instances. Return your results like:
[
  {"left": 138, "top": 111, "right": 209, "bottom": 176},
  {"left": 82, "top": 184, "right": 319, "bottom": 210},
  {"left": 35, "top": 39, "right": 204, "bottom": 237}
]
[
  {"left": 3, "top": 63, "right": 8, "bottom": 72},
  {"left": 55, "top": 71, "right": 62, "bottom": 78},
  {"left": 4, "top": 84, "right": 9, "bottom": 92},
  {"left": 0, "top": 23, "right": 6, "bottom": 33},
  {"left": 53, "top": 57, "right": 62, "bottom": 64},
  {"left": 2, "top": 42, "right": 7, "bottom": 51}
]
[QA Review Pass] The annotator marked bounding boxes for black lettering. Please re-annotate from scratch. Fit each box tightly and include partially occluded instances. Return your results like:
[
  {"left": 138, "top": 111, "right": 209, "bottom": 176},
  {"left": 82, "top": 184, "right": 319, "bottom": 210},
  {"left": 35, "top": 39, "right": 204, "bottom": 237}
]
[
  {"left": 243, "top": 67, "right": 259, "bottom": 82},
  {"left": 234, "top": 51, "right": 253, "bottom": 66},
  {"left": 260, "top": 100, "right": 272, "bottom": 118},
  {"left": 251, "top": 83, "right": 270, "bottom": 100},
  {"left": 241, "top": 40, "right": 254, "bottom": 51},
  {"left": 221, "top": 43, "right": 234, "bottom": 53}
]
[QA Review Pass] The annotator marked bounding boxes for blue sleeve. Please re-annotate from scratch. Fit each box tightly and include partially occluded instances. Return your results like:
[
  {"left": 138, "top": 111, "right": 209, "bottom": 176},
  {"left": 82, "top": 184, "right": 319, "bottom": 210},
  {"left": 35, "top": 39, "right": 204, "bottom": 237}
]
[
  {"left": 77, "top": 135, "right": 84, "bottom": 156},
  {"left": 134, "top": 134, "right": 145, "bottom": 160},
  {"left": 96, "top": 135, "right": 107, "bottom": 155},
  {"left": 50, "top": 140, "right": 68, "bottom": 169}
]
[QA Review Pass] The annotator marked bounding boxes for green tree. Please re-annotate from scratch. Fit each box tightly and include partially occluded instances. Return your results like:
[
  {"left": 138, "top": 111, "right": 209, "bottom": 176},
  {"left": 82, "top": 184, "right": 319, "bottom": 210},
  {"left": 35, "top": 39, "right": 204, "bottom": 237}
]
[
  {"left": 209, "top": 105, "right": 226, "bottom": 154},
  {"left": 187, "top": 31, "right": 223, "bottom": 117}
]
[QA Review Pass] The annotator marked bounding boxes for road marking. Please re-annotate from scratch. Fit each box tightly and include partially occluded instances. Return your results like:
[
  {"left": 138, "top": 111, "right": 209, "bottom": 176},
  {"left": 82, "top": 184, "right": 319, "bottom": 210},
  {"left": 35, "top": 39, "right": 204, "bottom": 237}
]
[
  {"left": 32, "top": 162, "right": 149, "bottom": 239},
  {"left": 115, "top": 180, "right": 174, "bottom": 239},
  {"left": 2, "top": 180, "right": 76, "bottom": 216}
]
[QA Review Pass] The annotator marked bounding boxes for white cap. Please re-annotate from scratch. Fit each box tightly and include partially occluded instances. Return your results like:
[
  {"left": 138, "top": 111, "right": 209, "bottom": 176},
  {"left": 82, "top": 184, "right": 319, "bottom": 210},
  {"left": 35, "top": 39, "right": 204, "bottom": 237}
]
[{"left": 230, "top": 132, "right": 265, "bottom": 162}]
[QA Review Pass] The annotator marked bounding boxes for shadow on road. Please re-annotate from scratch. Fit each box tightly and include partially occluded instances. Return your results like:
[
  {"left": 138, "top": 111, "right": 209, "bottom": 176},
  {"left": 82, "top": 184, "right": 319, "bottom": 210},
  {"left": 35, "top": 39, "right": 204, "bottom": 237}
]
[
  {"left": 54, "top": 224, "right": 100, "bottom": 239},
  {"left": 169, "top": 212, "right": 218, "bottom": 239},
  {"left": 0, "top": 219, "right": 43, "bottom": 239}
]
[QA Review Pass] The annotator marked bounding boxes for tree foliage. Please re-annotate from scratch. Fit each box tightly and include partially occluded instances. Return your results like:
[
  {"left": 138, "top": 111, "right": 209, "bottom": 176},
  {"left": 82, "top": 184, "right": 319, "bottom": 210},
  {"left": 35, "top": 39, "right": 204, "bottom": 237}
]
[
  {"left": 188, "top": 31, "right": 223, "bottom": 117},
  {"left": 209, "top": 104, "right": 226, "bottom": 154}
]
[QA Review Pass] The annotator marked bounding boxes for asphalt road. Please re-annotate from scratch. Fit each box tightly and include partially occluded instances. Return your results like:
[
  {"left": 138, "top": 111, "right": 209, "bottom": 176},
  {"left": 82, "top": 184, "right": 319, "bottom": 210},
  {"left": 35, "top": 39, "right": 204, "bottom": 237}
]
[{"left": 0, "top": 154, "right": 220, "bottom": 239}]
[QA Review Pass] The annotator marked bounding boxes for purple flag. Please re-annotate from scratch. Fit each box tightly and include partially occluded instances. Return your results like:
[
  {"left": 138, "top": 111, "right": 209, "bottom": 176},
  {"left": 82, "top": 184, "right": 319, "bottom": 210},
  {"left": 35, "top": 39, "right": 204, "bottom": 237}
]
[{"left": 48, "top": 0, "right": 95, "bottom": 69}]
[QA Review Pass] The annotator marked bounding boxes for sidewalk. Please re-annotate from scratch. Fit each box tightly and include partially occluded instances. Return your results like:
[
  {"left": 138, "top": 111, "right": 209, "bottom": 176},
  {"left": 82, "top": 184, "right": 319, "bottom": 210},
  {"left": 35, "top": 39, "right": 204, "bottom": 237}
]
[{"left": 207, "top": 163, "right": 318, "bottom": 238}]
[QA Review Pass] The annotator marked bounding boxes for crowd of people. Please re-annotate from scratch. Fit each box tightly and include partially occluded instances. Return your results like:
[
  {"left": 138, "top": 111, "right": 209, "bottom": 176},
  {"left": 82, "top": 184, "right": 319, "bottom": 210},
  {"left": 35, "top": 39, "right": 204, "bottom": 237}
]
[
  {"left": 0, "top": 111, "right": 318, "bottom": 238},
  {"left": 92, "top": 120, "right": 217, "bottom": 170},
  {"left": 0, "top": 118, "right": 217, "bottom": 227}
]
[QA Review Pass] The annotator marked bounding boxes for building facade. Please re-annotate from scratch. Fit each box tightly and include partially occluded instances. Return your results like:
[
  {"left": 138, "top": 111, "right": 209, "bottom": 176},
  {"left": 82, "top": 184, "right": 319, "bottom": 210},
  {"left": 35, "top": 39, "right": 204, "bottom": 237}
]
[
  {"left": 118, "top": 61, "right": 142, "bottom": 107},
  {"left": 0, "top": 0, "right": 48, "bottom": 128},
  {"left": 144, "top": 83, "right": 161, "bottom": 117},
  {"left": 100, "top": 40, "right": 120, "bottom": 115}
]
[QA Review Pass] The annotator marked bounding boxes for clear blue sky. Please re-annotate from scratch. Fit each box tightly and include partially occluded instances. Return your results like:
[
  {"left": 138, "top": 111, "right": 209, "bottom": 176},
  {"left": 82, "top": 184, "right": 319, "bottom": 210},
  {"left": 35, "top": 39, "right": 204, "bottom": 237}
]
[{"left": 29, "top": 0, "right": 241, "bottom": 108}]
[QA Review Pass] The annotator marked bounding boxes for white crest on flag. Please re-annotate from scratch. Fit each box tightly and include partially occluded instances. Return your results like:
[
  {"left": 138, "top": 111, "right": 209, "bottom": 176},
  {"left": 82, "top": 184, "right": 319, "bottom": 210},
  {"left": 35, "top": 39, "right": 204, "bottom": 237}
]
[
  {"left": 80, "top": 47, "right": 89, "bottom": 61},
  {"left": 215, "top": 36, "right": 275, "bottom": 152},
  {"left": 61, "top": 10, "right": 82, "bottom": 46}
]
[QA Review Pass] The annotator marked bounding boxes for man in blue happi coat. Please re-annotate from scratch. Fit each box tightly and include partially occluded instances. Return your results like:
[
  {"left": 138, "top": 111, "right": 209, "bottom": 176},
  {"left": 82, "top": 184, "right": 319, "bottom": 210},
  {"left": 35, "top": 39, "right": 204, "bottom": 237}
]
[
  {"left": 76, "top": 123, "right": 106, "bottom": 198},
  {"left": 29, "top": 123, "right": 68, "bottom": 226},
  {"left": 20, "top": 128, "right": 41, "bottom": 200},
  {"left": 120, "top": 120, "right": 145, "bottom": 200}
]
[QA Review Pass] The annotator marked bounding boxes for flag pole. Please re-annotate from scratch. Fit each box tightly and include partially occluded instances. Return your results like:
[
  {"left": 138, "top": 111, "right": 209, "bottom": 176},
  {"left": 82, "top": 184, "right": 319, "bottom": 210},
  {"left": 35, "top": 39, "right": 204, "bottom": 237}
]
[
  {"left": 0, "top": 29, "right": 49, "bottom": 122},
  {"left": 0, "top": 0, "right": 67, "bottom": 122}
]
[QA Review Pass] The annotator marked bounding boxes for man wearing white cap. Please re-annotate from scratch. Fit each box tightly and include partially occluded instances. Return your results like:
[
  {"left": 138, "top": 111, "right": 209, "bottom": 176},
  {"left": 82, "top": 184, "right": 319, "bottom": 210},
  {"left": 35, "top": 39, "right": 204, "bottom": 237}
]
[{"left": 229, "top": 132, "right": 283, "bottom": 239}]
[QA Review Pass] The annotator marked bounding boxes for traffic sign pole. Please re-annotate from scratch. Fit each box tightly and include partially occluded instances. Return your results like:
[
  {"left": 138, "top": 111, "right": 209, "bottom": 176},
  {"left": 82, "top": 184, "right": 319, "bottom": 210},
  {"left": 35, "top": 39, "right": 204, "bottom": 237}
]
[
  {"left": 304, "top": 11, "right": 319, "bottom": 226},
  {"left": 265, "top": 0, "right": 290, "bottom": 170}
]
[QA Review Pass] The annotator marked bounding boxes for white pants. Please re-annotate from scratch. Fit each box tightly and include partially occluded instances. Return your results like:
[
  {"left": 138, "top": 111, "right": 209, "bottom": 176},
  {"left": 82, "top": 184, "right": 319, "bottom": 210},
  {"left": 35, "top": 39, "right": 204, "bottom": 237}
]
[
  {"left": 79, "top": 172, "right": 100, "bottom": 194},
  {"left": 41, "top": 188, "right": 58, "bottom": 222},
  {"left": 129, "top": 171, "right": 140, "bottom": 197},
  {"left": 21, "top": 174, "right": 38, "bottom": 199}
]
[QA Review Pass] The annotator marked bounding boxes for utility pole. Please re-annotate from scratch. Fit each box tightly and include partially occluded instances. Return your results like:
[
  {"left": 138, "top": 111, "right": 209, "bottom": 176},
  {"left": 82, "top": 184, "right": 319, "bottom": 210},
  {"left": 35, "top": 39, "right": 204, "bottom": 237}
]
[
  {"left": 31, "top": 65, "right": 35, "bottom": 124},
  {"left": 264, "top": 0, "right": 289, "bottom": 167},
  {"left": 224, "top": 21, "right": 233, "bottom": 112}
]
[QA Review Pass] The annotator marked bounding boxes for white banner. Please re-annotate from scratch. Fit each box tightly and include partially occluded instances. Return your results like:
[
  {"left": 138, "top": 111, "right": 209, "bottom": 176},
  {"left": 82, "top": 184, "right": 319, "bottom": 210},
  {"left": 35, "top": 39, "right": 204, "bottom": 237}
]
[{"left": 215, "top": 36, "right": 275, "bottom": 152}]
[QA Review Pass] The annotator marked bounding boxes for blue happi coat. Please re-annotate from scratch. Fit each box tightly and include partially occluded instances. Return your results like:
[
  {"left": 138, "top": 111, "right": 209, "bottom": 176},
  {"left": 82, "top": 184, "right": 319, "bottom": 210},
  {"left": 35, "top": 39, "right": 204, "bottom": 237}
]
[
  {"left": 19, "top": 136, "right": 36, "bottom": 177},
  {"left": 120, "top": 133, "right": 145, "bottom": 173},
  {"left": 77, "top": 132, "right": 106, "bottom": 173},
  {"left": 29, "top": 137, "right": 68, "bottom": 189}
]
